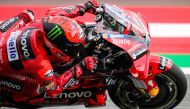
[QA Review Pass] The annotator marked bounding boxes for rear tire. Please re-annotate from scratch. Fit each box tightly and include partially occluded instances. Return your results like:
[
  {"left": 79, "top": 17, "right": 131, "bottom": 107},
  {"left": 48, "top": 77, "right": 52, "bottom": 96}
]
[{"left": 108, "top": 64, "right": 187, "bottom": 109}]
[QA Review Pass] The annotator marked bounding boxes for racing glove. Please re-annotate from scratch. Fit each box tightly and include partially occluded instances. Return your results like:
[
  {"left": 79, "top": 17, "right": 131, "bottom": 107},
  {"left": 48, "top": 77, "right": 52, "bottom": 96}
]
[
  {"left": 58, "top": 56, "right": 99, "bottom": 87},
  {"left": 84, "top": 0, "right": 100, "bottom": 14},
  {"left": 84, "top": 56, "right": 98, "bottom": 71},
  {"left": 46, "top": 56, "right": 99, "bottom": 97}
]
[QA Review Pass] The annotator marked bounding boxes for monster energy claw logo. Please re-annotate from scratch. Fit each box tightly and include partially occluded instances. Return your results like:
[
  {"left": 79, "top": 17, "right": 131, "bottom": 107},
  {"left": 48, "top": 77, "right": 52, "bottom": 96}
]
[{"left": 47, "top": 25, "right": 62, "bottom": 40}]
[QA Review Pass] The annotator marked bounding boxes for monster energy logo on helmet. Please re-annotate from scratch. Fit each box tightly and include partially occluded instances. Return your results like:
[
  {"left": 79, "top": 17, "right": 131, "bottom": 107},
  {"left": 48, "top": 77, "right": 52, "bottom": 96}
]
[{"left": 47, "top": 25, "right": 62, "bottom": 40}]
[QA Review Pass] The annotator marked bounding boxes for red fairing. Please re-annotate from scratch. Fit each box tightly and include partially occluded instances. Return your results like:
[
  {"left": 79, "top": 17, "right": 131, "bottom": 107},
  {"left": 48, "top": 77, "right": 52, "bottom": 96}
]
[
  {"left": 100, "top": 6, "right": 151, "bottom": 80},
  {"left": 102, "top": 36, "right": 147, "bottom": 55},
  {"left": 129, "top": 54, "right": 150, "bottom": 79},
  {"left": 149, "top": 55, "right": 173, "bottom": 76},
  {"left": 141, "top": 55, "right": 173, "bottom": 92},
  {"left": 102, "top": 35, "right": 149, "bottom": 80}
]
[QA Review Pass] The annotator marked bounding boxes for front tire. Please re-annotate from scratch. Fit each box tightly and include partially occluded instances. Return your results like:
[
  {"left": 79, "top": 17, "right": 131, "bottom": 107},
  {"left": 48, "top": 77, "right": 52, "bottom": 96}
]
[{"left": 108, "top": 64, "right": 187, "bottom": 109}]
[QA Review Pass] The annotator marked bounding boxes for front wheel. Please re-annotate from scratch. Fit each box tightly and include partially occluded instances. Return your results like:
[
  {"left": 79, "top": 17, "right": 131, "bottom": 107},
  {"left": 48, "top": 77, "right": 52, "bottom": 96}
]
[{"left": 108, "top": 64, "right": 187, "bottom": 109}]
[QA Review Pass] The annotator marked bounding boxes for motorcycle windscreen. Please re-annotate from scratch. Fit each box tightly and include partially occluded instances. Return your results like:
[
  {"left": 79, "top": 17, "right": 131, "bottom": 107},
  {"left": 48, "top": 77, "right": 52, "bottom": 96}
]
[{"left": 103, "top": 4, "right": 150, "bottom": 36}]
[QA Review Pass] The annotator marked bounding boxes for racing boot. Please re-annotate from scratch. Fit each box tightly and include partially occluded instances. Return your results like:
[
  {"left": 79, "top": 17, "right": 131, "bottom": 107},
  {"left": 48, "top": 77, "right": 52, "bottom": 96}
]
[{"left": 85, "top": 91, "right": 107, "bottom": 107}]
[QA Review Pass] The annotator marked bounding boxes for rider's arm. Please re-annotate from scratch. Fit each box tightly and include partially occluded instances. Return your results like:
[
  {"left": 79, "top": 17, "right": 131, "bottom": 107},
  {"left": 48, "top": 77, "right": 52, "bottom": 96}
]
[
  {"left": 35, "top": 46, "right": 97, "bottom": 97},
  {"left": 0, "top": 10, "right": 34, "bottom": 33},
  {"left": 36, "top": 56, "right": 98, "bottom": 97},
  {"left": 45, "top": 0, "right": 99, "bottom": 18}
]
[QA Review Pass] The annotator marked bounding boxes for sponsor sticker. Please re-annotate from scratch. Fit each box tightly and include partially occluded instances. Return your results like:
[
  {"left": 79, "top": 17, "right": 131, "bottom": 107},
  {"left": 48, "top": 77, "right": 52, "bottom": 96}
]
[
  {"left": 47, "top": 25, "right": 62, "bottom": 41},
  {"left": 148, "top": 80, "right": 154, "bottom": 87},
  {"left": 44, "top": 70, "right": 54, "bottom": 77},
  {"left": 45, "top": 80, "right": 55, "bottom": 90},
  {"left": 44, "top": 90, "right": 93, "bottom": 99},
  {"left": 7, "top": 30, "right": 24, "bottom": 70},
  {"left": 158, "top": 57, "right": 168, "bottom": 71},
  {"left": 112, "top": 39, "right": 130, "bottom": 45},
  {"left": 0, "top": 36, "right": 5, "bottom": 64},
  {"left": 102, "top": 34, "right": 126, "bottom": 39},
  {"left": 132, "top": 47, "right": 147, "bottom": 60},
  {"left": 62, "top": 78, "right": 75, "bottom": 90},
  {"left": 0, "top": 78, "right": 23, "bottom": 91},
  {"left": 102, "top": 34, "right": 109, "bottom": 38},
  {"left": 102, "top": 34, "right": 131, "bottom": 45},
  {"left": 7, "top": 30, "right": 21, "bottom": 61},
  {"left": 128, "top": 44, "right": 141, "bottom": 53},
  {"left": 19, "top": 28, "right": 35, "bottom": 60},
  {"left": 0, "top": 16, "right": 19, "bottom": 32},
  {"left": 61, "top": 6, "right": 76, "bottom": 14},
  {"left": 9, "top": 73, "right": 26, "bottom": 81},
  {"left": 110, "top": 34, "right": 126, "bottom": 38}
]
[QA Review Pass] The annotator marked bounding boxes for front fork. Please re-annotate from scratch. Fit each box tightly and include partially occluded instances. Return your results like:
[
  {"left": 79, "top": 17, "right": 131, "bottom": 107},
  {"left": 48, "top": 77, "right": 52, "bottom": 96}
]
[{"left": 147, "top": 55, "right": 173, "bottom": 97}]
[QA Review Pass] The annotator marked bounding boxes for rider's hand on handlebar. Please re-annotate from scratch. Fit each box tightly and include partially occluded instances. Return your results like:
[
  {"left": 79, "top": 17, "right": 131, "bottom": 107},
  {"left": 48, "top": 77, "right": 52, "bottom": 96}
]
[
  {"left": 84, "top": 56, "right": 99, "bottom": 71},
  {"left": 85, "top": 0, "right": 100, "bottom": 14},
  {"left": 95, "top": 7, "right": 104, "bottom": 14}
]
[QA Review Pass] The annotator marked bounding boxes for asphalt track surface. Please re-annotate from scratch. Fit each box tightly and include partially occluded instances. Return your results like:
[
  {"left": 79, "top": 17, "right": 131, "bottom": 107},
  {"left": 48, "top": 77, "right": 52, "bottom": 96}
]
[{"left": 1, "top": 0, "right": 190, "bottom": 109}]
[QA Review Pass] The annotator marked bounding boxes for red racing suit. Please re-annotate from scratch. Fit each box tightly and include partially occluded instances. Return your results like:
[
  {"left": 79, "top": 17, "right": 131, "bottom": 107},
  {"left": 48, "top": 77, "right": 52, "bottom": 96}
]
[{"left": 0, "top": 0, "right": 102, "bottom": 105}]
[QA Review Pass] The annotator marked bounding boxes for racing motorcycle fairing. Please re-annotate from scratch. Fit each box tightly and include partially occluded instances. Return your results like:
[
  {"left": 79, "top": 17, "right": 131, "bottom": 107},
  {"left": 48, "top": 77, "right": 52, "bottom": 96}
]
[
  {"left": 148, "top": 55, "right": 173, "bottom": 77},
  {"left": 101, "top": 33, "right": 150, "bottom": 80},
  {"left": 94, "top": 3, "right": 152, "bottom": 80},
  {"left": 142, "top": 55, "right": 173, "bottom": 92},
  {"left": 129, "top": 53, "right": 150, "bottom": 80}
]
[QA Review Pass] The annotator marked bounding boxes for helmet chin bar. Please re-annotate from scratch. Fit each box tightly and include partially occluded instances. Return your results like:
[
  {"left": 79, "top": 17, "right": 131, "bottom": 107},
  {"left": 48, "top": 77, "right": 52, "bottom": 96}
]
[{"left": 44, "top": 37, "right": 71, "bottom": 62}]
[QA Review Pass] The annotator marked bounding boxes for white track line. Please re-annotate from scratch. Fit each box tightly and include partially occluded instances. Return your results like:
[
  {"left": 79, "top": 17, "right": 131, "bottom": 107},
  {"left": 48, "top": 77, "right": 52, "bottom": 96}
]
[
  {"left": 1, "top": 21, "right": 190, "bottom": 37},
  {"left": 85, "top": 22, "right": 190, "bottom": 37},
  {"left": 149, "top": 23, "right": 190, "bottom": 37},
  {"left": 181, "top": 67, "right": 190, "bottom": 75}
]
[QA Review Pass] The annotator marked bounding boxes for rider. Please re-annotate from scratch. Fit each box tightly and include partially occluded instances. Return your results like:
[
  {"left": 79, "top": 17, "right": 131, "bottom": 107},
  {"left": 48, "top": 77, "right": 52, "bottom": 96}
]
[{"left": 0, "top": 0, "right": 105, "bottom": 106}]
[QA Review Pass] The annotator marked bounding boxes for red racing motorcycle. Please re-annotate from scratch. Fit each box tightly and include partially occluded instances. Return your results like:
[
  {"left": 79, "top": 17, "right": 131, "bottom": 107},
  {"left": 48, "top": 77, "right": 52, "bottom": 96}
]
[{"left": 0, "top": 4, "right": 187, "bottom": 109}]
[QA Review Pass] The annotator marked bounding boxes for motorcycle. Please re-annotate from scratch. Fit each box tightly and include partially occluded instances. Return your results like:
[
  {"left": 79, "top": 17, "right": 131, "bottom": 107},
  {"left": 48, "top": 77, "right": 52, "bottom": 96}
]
[{"left": 0, "top": 4, "right": 187, "bottom": 109}]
